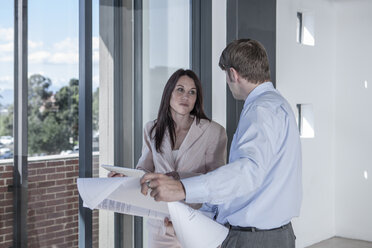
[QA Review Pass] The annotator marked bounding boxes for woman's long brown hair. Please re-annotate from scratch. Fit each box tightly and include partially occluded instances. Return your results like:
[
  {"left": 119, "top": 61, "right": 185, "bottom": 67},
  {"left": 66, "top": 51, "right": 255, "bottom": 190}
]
[{"left": 150, "top": 69, "right": 209, "bottom": 153}]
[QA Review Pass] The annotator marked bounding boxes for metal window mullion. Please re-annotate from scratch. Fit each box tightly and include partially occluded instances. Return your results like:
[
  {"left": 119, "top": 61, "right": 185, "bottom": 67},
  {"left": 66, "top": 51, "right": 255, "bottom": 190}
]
[
  {"left": 113, "top": 1, "right": 124, "bottom": 247},
  {"left": 78, "top": 0, "right": 93, "bottom": 247},
  {"left": 13, "top": 0, "right": 28, "bottom": 247},
  {"left": 191, "top": 0, "right": 201, "bottom": 76},
  {"left": 134, "top": 0, "right": 143, "bottom": 247},
  {"left": 225, "top": 0, "right": 240, "bottom": 155},
  {"left": 191, "top": 0, "right": 212, "bottom": 118},
  {"left": 200, "top": 0, "right": 212, "bottom": 118},
  {"left": 225, "top": 0, "right": 277, "bottom": 155}
]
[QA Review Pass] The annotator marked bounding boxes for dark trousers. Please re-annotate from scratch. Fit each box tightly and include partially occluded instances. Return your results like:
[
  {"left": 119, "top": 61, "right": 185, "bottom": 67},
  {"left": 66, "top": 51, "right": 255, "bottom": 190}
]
[{"left": 221, "top": 222, "right": 296, "bottom": 248}]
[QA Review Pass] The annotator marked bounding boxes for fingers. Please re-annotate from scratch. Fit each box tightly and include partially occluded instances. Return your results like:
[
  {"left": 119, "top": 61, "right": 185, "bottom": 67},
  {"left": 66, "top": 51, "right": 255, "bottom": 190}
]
[
  {"left": 141, "top": 182, "right": 149, "bottom": 196},
  {"left": 140, "top": 173, "right": 185, "bottom": 202},
  {"left": 141, "top": 180, "right": 162, "bottom": 201},
  {"left": 108, "top": 171, "right": 125, "bottom": 177},
  {"left": 164, "top": 217, "right": 172, "bottom": 227},
  {"left": 149, "top": 185, "right": 170, "bottom": 202},
  {"left": 140, "top": 173, "right": 163, "bottom": 196},
  {"left": 164, "top": 217, "right": 175, "bottom": 235},
  {"left": 164, "top": 217, "right": 169, "bottom": 225},
  {"left": 149, "top": 188, "right": 164, "bottom": 202},
  {"left": 140, "top": 173, "right": 166, "bottom": 184},
  {"left": 140, "top": 180, "right": 154, "bottom": 196},
  {"left": 150, "top": 187, "right": 157, "bottom": 198}
]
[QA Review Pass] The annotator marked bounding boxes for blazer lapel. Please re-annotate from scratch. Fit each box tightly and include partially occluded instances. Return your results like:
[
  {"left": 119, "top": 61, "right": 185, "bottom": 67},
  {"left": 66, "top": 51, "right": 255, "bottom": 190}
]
[
  {"left": 161, "top": 129, "right": 177, "bottom": 171},
  {"left": 176, "top": 118, "right": 210, "bottom": 166}
]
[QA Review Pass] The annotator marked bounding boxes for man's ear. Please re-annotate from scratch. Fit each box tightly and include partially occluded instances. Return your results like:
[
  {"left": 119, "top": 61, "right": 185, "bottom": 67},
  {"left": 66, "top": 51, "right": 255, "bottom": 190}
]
[{"left": 229, "top": 67, "right": 239, "bottom": 83}]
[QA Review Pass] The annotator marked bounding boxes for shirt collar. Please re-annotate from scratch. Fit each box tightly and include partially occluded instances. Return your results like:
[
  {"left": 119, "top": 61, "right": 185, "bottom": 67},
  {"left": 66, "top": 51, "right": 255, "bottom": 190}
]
[{"left": 243, "top": 81, "right": 274, "bottom": 108}]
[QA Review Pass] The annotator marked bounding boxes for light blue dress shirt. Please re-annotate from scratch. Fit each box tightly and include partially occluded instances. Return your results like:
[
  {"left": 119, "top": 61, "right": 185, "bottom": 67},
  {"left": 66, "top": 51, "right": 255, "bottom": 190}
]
[{"left": 181, "top": 82, "right": 302, "bottom": 229}]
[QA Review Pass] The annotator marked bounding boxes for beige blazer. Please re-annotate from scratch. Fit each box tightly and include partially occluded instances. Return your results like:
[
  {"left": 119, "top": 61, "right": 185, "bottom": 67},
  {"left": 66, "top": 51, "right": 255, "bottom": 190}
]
[
  {"left": 136, "top": 118, "right": 227, "bottom": 178},
  {"left": 136, "top": 118, "right": 227, "bottom": 248}
]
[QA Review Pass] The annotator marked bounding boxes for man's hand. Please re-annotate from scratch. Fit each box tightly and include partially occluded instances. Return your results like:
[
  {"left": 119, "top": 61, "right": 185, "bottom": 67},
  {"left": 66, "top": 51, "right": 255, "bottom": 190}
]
[
  {"left": 165, "top": 171, "right": 180, "bottom": 180},
  {"left": 140, "top": 173, "right": 186, "bottom": 202}
]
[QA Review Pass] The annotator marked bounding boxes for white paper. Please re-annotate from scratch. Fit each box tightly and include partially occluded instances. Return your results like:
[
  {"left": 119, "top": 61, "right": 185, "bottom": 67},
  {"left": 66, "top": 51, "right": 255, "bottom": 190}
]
[
  {"left": 77, "top": 177, "right": 169, "bottom": 220},
  {"left": 77, "top": 177, "right": 228, "bottom": 247},
  {"left": 168, "top": 202, "right": 229, "bottom": 248},
  {"left": 95, "top": 199, "right": 169, "bottom": 220},
  {"left": 101, "top": 164, "right": 145, "bottom": 178}
]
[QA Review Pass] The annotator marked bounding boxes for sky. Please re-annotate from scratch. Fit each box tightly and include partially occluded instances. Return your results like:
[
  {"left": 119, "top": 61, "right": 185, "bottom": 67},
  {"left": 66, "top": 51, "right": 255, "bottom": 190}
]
[
  {"left": 0, "top": 0, "right": 191, "bottom": 109},
  {"left": 0, "top": 0, "right": 99, "bottom": 106}
]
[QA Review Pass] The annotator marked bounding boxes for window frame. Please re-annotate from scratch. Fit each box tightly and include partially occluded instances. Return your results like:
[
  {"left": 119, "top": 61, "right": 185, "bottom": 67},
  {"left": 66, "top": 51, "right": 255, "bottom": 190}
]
[{"left": 11, "top": 0, "right": 213, "bottom": 246}]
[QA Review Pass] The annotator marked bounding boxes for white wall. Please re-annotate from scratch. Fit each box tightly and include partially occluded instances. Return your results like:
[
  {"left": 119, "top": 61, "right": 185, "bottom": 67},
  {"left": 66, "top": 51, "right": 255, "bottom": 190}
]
[
  {"left": 333, "top": 0, "right": 372, "bottom": 241},
  {"left": 211, "top": 0, "right": 372, "bottom": 246},
  {"left": 277, "top": 0, "right": 337, "bottom": 247}
]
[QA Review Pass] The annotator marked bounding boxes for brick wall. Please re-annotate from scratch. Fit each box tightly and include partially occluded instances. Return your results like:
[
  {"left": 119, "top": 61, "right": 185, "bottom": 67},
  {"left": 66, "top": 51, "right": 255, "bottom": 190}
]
[
  {"left": 0, "top": 164, "right": 13, "bottom": 248},
  {"left": 0, "top": 156, "right": 99, "bottom": 248}
]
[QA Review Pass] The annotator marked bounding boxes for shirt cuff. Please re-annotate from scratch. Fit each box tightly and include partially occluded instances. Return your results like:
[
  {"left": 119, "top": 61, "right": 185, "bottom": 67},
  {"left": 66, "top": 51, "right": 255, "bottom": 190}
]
[{"left": 181, "top": 175, "right": 209, "bottom": 203}]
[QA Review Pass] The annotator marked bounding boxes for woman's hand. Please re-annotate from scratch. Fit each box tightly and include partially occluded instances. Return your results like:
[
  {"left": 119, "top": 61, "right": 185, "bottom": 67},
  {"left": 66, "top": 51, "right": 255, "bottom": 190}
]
[
  {"left": 164, "top": 217, "right": 173, "bottom": 227},
  {"left": 165, "top": 171, "right": 180, "bottom": 180},
  {"left": 107, "top": 171, "right": 126, "bottom": 177},
  {"left": 164, "top": 217, "right": 175, "bottom": 235}
]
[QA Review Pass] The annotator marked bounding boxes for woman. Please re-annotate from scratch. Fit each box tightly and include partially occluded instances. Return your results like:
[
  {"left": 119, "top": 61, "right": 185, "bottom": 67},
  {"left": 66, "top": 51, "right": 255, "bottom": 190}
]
[{"left": 113, "top": 69, "right": 227, "bottom": 247}]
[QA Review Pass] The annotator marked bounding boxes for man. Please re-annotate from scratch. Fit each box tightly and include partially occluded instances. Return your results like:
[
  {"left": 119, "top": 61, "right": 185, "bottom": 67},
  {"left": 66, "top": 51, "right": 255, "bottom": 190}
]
[{"left": 141, "top": 39, "right": 302, "bottom": 248}]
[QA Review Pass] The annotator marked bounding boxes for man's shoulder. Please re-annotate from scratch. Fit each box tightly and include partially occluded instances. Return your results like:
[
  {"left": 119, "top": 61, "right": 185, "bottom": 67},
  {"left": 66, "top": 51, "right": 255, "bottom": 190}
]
[
  {"left": 256, "top": 90, "right": 283, "bottom": 103},
  {"left": 250, "top": 91, "right": 282, "bottom": 110},
  {"left": 248, "top": 91, "right": 292, "bottom": 120}
]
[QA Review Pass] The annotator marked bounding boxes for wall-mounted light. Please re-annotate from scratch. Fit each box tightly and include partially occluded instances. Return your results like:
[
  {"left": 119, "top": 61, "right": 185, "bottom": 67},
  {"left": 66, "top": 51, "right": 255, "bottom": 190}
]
[
  {"left": 296, "top": 11, "right": 315, "bottom": 46},
  {"left": 296, "top": 103, "right": 315, "bottom": 138}
]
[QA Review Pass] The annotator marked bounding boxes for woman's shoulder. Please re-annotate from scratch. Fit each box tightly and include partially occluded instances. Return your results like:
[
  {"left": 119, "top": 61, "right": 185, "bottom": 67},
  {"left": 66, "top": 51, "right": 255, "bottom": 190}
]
[
  {"left": 143, "top": 120, "right": 156, "bottom": 133},
  {"left": 198, "top": 118, "right": 225, "bottom": 132}
]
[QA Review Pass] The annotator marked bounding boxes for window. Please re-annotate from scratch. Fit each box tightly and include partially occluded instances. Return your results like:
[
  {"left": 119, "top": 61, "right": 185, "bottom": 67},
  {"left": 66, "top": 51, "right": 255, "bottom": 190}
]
[
  {"left": 0, "top": 1, "right": 14, "bottom": 247},
  {"left": 0, "top": 1, "right": 14, "bottom": 162},
  {"left": 28, "top": 0, "right": 79, "bottom": 157},
  {"left": 142, "top": 0, "right": 191, "bottom": 125},
  {"left": 141, "top": 1, "right": 191, "bottom": 245},
  {"left": 5, "top": 0, "right": 209, "bottom": 247},
  {"left": 26, "top": 1, "right": 82, "bottom": 247}
]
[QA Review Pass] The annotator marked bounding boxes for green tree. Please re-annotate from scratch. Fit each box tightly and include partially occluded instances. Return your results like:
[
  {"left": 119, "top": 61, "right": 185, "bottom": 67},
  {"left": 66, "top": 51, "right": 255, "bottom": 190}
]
[
  {"left": 54, "top": 79, "right": 79, "bottom": 145},
  {"left": 2, "top": 75, "right": 99, "bottom": 155},
  {"left": 27, "top": 74, "right": 78, "bottom": 155},
  {"left": 28, "top": 74, "right": 53, "bottom": 117},
  {"left": 0, "top": 105, "right": 13, "bottom": 136},
  {"left": 28, "top": 112, "right": 71, "bottom": 154}
]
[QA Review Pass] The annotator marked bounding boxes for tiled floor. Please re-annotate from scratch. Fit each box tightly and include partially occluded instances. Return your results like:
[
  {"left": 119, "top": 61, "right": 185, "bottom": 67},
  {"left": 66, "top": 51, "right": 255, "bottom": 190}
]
[{"left": 307, "top": 237, "right": 372, "bottom": 248}]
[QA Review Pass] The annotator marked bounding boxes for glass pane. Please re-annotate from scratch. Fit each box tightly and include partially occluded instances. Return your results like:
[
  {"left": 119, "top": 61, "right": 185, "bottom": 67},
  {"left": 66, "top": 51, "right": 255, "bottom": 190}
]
[
  {"left": 27, "top": 1, "right": 79, "bottom": 246},
  {"left": 0, "top": 1, "right": 14, "bottom": 163},
  {"left": 0, "top": 2, "right": 14, "bottom": 247},
  {"left": 142, "top": 0, "right": 191, "bottom": 125},
  {"left": 142, "top": 0, "right": 191, "bottom": 246}
]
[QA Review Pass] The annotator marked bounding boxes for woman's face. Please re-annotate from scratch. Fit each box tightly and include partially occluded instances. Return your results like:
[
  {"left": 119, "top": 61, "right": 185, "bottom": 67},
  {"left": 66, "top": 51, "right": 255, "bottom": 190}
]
[{"left": 170, "top": 75, "right": 197, "bottom": 116}]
